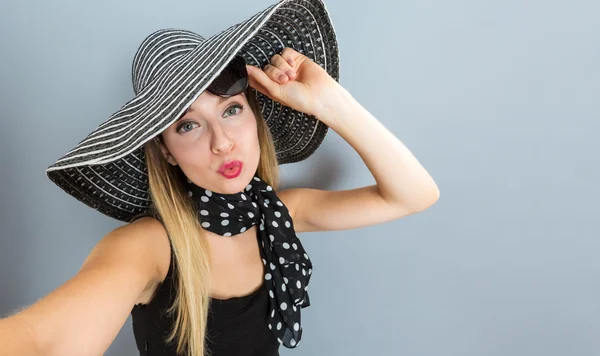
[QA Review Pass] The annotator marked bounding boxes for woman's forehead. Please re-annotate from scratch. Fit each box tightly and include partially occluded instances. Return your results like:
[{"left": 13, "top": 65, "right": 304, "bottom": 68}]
[{"left": 185, "top": 91, "right": 245, "bottom": 114}]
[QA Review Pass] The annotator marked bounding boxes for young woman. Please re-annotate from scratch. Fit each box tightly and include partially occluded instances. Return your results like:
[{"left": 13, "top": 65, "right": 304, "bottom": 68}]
[{"left": 0, "top": 0, "right": 439, "bottom": 355}]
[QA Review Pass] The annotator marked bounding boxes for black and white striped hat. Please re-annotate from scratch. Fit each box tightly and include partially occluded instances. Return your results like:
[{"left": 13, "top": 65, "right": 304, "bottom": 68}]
[{"left": 45, "top": 0, "right": 339, "bottom": 222}]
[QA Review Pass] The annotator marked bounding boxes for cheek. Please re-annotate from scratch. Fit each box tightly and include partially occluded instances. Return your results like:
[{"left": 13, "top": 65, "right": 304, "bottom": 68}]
[
  {"left": 164, "top": 135, "right": 210, "bottom": 167},
  {"left": 242, "top": 120, "right": 260, "bottom": 151}
]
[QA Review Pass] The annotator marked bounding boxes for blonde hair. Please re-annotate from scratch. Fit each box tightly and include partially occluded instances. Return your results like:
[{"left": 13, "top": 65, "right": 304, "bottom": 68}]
[{"left": 141, "top": 89, "right": 279, "bottom": 356}]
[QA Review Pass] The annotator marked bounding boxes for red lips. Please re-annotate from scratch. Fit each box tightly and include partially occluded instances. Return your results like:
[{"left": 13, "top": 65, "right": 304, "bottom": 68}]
[{"left": 218, "top": 160, "right": 243, "bottom": 179}]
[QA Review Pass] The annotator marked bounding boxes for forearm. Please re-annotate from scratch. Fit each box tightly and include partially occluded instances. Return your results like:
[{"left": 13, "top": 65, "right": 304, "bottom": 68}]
[
  {"left": 317, "top": 84, "right": 439, "bottom": 209},
  {"left": 0, "top": 314, "right": 44, "bottom": 356}
]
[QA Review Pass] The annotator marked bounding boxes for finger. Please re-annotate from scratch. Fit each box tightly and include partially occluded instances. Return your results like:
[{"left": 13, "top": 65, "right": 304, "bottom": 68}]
[
  {"left": 281, "top": 47, "right": 303, "bottom": 67},
  {"left": 247, "top": 73, "right": 271, "bottom": 99},
  {"left": 246, "top": 65, "right": 278, "bottom": 100},
  {"left": 270, "top": 54, "right": 296, "bottom": 79},
  {"left": 263, "top": 64, "right": 289, "bottom": 84}
]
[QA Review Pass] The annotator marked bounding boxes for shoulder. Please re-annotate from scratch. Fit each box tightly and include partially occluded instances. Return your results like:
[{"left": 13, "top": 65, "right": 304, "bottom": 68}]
[
  {"left": 77, "top": 215, "right": 173, "bottom": 306},
  {"left": 276, "top": 188, "right": 303, "bottom": 217},
  {"left": 116, "top": 216, "right": 172, "bottom": 285}
]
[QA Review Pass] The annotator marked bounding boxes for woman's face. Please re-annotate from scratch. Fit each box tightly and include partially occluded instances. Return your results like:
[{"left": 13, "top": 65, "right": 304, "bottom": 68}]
[{"left": 159, "top": 91, "right": 260, "bottom": 194}]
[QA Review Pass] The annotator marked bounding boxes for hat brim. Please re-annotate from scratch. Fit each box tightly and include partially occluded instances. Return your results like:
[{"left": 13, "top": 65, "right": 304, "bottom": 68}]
[{"left": 46, "top": 0, "right": 339, "bottom": 222}]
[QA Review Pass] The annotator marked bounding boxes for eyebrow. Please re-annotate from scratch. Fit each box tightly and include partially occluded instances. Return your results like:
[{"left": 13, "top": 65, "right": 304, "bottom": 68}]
[{"left": 177, "top": 96, "right": 232, "bottom": 122}]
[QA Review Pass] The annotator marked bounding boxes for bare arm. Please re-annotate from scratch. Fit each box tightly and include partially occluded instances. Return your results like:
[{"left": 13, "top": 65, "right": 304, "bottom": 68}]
[
  {"left": 0, "top": 217, "right": 170, "bottom": 356},
  {"left": 277, "top": 86, "right": 439, "bottom": 233},
  {"left": 249, "top": 49, "right": 439, "bottom": 234}
]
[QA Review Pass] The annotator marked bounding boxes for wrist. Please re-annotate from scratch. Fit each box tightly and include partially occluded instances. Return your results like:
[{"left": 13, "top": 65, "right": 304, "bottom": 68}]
[{"left": 312, "top": 82, "right": 357, "bottom": 128}]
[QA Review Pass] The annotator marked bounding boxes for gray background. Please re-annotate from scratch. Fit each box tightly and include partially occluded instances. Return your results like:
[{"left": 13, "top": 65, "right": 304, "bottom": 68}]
[{"left": 1, "top": 0, "right": 599, "bottom": 355}]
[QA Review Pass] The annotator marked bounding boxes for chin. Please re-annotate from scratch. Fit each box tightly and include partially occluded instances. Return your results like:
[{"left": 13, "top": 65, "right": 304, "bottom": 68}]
[{"left": 213, "top": 171, "right": 255, "bottom": 194}]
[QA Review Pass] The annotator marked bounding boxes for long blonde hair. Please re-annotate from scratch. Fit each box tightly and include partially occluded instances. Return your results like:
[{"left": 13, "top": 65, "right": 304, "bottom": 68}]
[{"left": 142, "top": 89, "right": 279, "bottom": 355}]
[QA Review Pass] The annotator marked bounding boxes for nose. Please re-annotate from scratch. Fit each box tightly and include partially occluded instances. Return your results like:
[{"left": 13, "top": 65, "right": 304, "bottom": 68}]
[{"left": 210, "top": 124, "right": 234, "bottom": 155}]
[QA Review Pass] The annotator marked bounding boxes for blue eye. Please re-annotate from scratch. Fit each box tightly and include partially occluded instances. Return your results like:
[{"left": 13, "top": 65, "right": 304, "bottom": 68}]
[
  {"left": 176, "top": 121, "right": 198, "bottom": 134},
  {"left": 224, "top": 104, "right": 244, "bottom": 117}
]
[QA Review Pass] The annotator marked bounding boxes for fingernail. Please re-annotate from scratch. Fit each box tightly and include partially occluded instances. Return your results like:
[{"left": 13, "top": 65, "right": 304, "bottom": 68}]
[
  {"left": 287, "top": 58, "right": 294, "bottom": 66},
  {"left": 286, "top": 70, "right": 295, "bottom": 78},
  {"left": 278, "top": 74, "right": 288, "bottom": 82}
]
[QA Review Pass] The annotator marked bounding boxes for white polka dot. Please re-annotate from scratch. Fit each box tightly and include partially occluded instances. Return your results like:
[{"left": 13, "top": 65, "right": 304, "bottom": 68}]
[
  {"left": 290, "top": 339, "right": 296, "bottom": 347},
  {"left": 221, "top": 220, "right": 229, "bottom": 226},
  {"left": 269, "top": 234, "right": 275, "bottom": 242},
  {"left": 277, "top": 338, "right": 282, "bottom": 344},
  {"left": 267, "top": 185, "right": 273, "bottom": 191},
  {"left": 188, "top": 191, "right": 193, "bottom": 197},
  {"left": 294, "top": 323, "right": 300, "bottom": 331},
  {"left": 279, "top": 257, "right": 285, "bottom": 264},
  {"left": 283, "top": 277, "right": 289, "bottom": 284},
  {"left": 240, "top": 227, "right": 246, "bottom": 233},
  {"left": 276, "top": 201, "right": 283, "bottom": 207},
  {"left": 220, "top": 212, "right": 229, "bottom": 218},
  {"left": 281, "top": 283, "right": 286, "bottom": 291},
  {"left": 262, "top": 259, "right": 267, "bottom": 265},
  {"left": 205, "top": 190, "right": 212, "bottom": 197},
  {"left": 296, "top": 264, "right": 300, "bottom": 271},
  {"left": 246, "top": 184, "right": 252, "bottom": 191},
  {"left": 270, "top": 263, "right": 276, "bottom": 270},
  {"left": 271, "top": 309, "right": 275, "bottom": 318},
  {"left": 260, "top": 224, "right": 264, "bottom": 231},
  {"left": 304, "top": 253, "right": 309, "bottom": 259},
  {"left": 265, "top": 199, "right": 270, "bottom": 205},
  {"left": 264, "top": 202, "right": 269, "bottom": 208},
  {"left": 308, "top": 268, "right": 312, "bottom": 275},
  {"left": 269, "top": 290, "right": 274, "bottom": 298},
  {"left": 223, "top": 232, "right": 231, "bottom": 237},
  {"left": 280, "top": 302, "right": 287, "bottom": 310},
  {"left": 292, "top": 243, "right": 297, "bottom": 250},
  {"left": 272, "top": 221, "right": 278, "bottom": 228},
  {"left": 297, "top": 281, "right": 302, "bottom": 288},
  {"left": 302, "top": 269, "right": 306, "bottom": 276},
  {"left": 285, "top": 221, "right": 291, "bottom": 228},
  {"left": 201, "top": 196, "right": 209, "bottom": 202},
  {"left": 248, "top": 212, "right": 254, "bottom": 218},
  {"left": 293, "top": 305, "right": 297, "bottom": 312},
  {"left": 254, "top": 177, "right": 260, "bottom": 181},
  {"left": 201, "top": 222, "right": 210, "bottom": 228},
  {"left": 265, "top": 273, "right": 272, "bottom": 280},
  {"left": 277, "top": 322, "right": 282, "bottom": 330},
  {"left": 268, "top": 324, "right": 272, "bottom": 330},
  {"left": 200, "top": 210, "right": 209, "bottom": 216},
  {"left": 274, "top": 211, "right": 281, "bottom": 218},
  {"left": 283, "top": 243, "right": 290, "bottom": 249},
  {"left": 227, "top": 203, "right": 234, "bottom": 209},
  {"left": 241, "top": 194, "right": 247, "bottom": 200},
  {"left": 252, "top": 202, "right": 258, "bottom": 208}
]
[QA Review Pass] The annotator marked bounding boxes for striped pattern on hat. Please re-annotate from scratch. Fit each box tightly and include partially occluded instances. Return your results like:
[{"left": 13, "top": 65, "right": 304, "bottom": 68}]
[{"left": 46, "top": 0, "right": 339, "bottom": 222}]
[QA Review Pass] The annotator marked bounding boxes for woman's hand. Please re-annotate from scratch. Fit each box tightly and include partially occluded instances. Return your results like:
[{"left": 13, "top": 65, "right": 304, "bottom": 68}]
[{"left": 246, "top": 47, "right": 341, "bottom": 122}]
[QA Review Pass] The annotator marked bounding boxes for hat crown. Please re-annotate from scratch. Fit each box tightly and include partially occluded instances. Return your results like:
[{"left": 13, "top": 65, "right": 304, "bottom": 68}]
[{"left": 131, "top": 29, "right": 205, "bottom": 95}]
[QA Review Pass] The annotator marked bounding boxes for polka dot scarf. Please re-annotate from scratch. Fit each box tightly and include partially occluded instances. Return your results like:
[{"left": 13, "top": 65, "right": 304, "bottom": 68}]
[{"left": 185, "top": 175, "right": 313, "bottom": 348}]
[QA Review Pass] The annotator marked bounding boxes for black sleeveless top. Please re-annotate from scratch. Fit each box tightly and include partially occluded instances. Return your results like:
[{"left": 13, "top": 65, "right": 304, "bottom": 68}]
[{"left": 129, "top": 218, "right": 280, "bottom": 356}]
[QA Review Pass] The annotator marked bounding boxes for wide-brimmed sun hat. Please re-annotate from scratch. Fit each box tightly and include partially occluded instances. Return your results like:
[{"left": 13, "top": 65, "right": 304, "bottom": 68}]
[{"left": 45, "top": 0, "right": 339, "bottom": 222}]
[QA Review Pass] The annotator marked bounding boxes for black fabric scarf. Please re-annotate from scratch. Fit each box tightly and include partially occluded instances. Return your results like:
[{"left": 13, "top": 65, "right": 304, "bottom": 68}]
[{"left": 184, "top": 175, "right": 312, "bottom": 348}]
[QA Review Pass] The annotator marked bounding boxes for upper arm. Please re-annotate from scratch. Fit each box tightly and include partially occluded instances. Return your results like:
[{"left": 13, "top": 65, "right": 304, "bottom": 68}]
[
  {"left": 278, "top": 185, "right": 433, "bottom": 233},
  {"left": 17, "top": 217, "right": 171, "bottom": 356}
]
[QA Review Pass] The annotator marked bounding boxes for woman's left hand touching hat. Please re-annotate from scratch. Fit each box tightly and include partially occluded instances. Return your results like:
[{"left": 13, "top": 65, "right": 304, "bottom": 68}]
[{"left": 246, "top": 47, "right": 340, "bottom": 121}]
